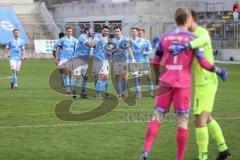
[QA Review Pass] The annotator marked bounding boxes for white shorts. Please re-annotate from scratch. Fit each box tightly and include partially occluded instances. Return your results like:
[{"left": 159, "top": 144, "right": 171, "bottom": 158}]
[
  {"left": 142, "top": 63, "right": 151, "bottom": 75},
  {"left": 73, "top": 59, "right": 89, "bottom": 76},
  {"left": 58, "top": 59, "right": 69, "bottom": 68},
  {"left": 129, "top": 63, "right": 143, "bottom": 78},
  {"left": 10, "top": 59, "right": 22, "bottom": 71},
  {"left": 93, "top": 59, "right": 109, "bottom": 76},
  {"left": 112, "top": 61, "right": 128, "bottom": 76}
]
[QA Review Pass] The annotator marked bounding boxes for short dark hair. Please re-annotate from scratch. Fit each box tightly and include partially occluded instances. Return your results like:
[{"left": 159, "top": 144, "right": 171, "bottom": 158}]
[
  {"left": 58, "top": 32, "right": 65, "bottom": 39},
  {"left": 84, "top": 26, "right": 92, "bottom": 33},
  {"left": 131, "top": 27, "right": 140, "bottom": 31},
  {"left": 113, "top": 26, "right": 121, "bottom": 31},
  {"left": 65, "top": 26, "right": 72, "bottom": 31},
  {"left": 191, "top": 9, "right": 198, "bottom": 22},
  {"left": 102, "top": 25, "right": 109, "bottom": 30},
  {"left": 175, "top": 7, "right": 191, "bottom": 25},
  {"left": 13, "top": 29, "right": 18, "bottom": 33}
]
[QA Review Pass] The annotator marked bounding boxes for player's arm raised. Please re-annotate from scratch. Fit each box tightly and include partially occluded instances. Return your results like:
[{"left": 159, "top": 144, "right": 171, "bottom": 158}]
[{"left": 194, "top": 48, "right": 227, "bottom": 81}]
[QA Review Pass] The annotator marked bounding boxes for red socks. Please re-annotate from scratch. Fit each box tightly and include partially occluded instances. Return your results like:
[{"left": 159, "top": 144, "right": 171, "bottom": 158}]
[
  {"left": 143, "top": 120, "right": 160, "bottom": 152},
  {"left": 176, "top": 127, "right": 189, "bottom": 160}
]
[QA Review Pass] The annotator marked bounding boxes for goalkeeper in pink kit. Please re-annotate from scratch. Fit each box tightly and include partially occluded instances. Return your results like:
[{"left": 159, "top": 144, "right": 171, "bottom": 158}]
[{"left": 139, "top": 7, "right": 227, "bottom": 160}]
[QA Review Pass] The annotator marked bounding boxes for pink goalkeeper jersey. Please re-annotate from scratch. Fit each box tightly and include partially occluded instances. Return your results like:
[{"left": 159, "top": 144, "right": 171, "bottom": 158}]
[{"left": 157, "top": 28, "right": 197, "bottom": 88}]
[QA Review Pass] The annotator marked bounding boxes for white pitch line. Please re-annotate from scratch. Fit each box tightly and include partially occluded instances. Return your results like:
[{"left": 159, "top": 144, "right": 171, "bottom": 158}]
[
  {"left": 0, "top": 117, "right": 240, "bottom": 129},
  {"left": 0, "top": 76, "right": 12, "bottom": 80},
  {"left": 0, "top": 109, "right": 153, "bottom": 118},
  {"left": 0, "top": 121, "right": 147, "bottom": 129}
]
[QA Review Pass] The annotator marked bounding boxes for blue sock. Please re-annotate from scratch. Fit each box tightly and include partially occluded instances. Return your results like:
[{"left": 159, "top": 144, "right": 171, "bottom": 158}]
[
  {"left": 105, "top": 79, "right": 109, "bottom": 94},
  {"left": 65, "top": 75, "right": 70, "bottom": 88},
  {"left": 116, "top": 80, "right": 122, "bottom": 95},
  {"left": 60, "top": 74, "right": 65, "bottom": 87},
  {"left": 72, "top": 78, "right": 78, "bottom": 96},
  {"left": 149, "top": 80, "right": 154, "bottom": 92},
  {"left": 96, "top": 79, "right": 103, "bottom": 94},
  {"left": 94, "top": 76, "right": 98, "bottom": 88},
  {"left": 122, "top": 79, "right": 128, "bottom": 93},
  {"left": 82, "top": 79, "right": 87, "bottom": 93},
  {"left": 134, "top": 77, "right": 141, "bottom": 94},
  {"left": 12, "top": 73, "right": 17, "bottom": 86},
  {"left": 94, "top": 76, "right": 98, "bottom": 95},
  {"left": 11, "top": 73, "right": 15, "bottom": 83},
  {"left": 69, "top": 76, "right": 73, "bottom": 87}
]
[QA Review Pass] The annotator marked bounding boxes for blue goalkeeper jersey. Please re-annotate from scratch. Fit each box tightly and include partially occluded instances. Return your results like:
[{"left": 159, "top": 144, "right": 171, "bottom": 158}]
[
  {"left": 57, "top": 36, "right": 78, "bottom": 60},
  {"left": 6, "top": 38, "right": 25, "bottom": 60},
  {"left": 74, "top": 34, "right": 95, "bottom": 59},
  {"left": 112, "top": 36, "right": 129, "bottom": 62},
  {"left": 142, "top": 39, "right": 153, "bottom": 63},
  {"left": 129, "top": 37, "right": 145, "bottom": 63},
  {"left": 93, "top": 34, "right": 109, "bottom": 61}
]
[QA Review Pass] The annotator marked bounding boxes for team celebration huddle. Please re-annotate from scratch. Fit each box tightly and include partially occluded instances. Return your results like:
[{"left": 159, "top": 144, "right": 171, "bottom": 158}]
[
  {"left": 53, "top": 25, "right": 154, "bottom": 100},
  {"left": 5, "top": 5, "right": 232, "bottom": 160}
]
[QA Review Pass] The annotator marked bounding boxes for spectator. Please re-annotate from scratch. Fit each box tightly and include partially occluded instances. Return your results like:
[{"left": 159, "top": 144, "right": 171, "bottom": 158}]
[
  {"left": 230, "top": 2, "right": 240, "bottom": 13},
  {"left": 233, "top": 8, "right": 239, "bottom": 21}
]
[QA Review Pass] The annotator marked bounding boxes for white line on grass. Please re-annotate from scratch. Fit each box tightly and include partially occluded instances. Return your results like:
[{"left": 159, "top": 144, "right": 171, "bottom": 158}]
[
  {"left": 0, "top": 76, "right": 12, "bottom": 80},
  {"left": 0, "top": 109, "right": 153, "bottom": 118},
  {"left": 0, "top": 116, "right": 240, "bottom": 129}
]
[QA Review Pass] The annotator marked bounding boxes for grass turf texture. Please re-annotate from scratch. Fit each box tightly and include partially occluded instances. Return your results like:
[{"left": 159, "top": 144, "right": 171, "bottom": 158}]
[{"left": 0, "top": 59, "right": 239, "bottom": 160}]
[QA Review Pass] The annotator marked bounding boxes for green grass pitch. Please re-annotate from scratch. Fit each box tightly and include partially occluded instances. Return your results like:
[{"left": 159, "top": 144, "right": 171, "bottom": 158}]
[{"left": 0, "top": 59, "right": 239, "bottom": 160}]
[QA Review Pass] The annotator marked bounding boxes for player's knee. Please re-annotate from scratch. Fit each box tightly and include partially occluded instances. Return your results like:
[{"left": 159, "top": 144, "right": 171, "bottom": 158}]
[
  {"left": 152, "top": 109, "right": 165, "bottom": 122},
  {"left": 207, "top": 115, "right": 214, "bottom": 123},
  {"left": 176, "top": 113, "right": 189, "bottom": 128},
  {"left": 146, "top": 75, "right": 152, "bottom": 81},
  {"left": 98, "top": 74, "right": 104, "bottom": 80},
  {"left": 115, "top": 75, "right": 120, "bottom": 81},
  {"left": 195, "top": 112, "right": 209, "bottom": 127},
  {"left": 194, "top": 116, "right": 207, "bottom": 127}
]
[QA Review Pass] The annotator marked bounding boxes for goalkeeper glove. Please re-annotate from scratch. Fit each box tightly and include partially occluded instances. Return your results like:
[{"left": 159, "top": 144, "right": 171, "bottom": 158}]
[
  {"left": 168, "top": 42, "right": 191, "bottom": 56},
  {"left": 210, "top": 66, "right": 228, "bottom": 81}
]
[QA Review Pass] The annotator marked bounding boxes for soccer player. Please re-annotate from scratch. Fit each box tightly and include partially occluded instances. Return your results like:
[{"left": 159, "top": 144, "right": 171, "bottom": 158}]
[
  {"left": 138, "top": 28, "right": 154, "bottom": 97},
  {"left": 71, "top": 27, "right": 97, "bottom": 100},
  {"left": 5, "top": 29, "right": 26, "bottom": 90},
  {"left": 92, "top": 26, "right": 111, "bottom": 99},
  {"left": 112, "top": 26, "right": 136, "bottom": 99},
  {"left": 53, "top": 32, "right": 65, "bottom": 88},
  {"left": 56, "top": 26, "right": 78, "bottom": 94},
  {"left": 168, "top": 9, "right": 231, "bottom": 160},
  {"left": 139, "top": 7, "right": 227, "bottom": 160},
  {"left": 129, "top": 27, "right": 145, "bottom": 99}
]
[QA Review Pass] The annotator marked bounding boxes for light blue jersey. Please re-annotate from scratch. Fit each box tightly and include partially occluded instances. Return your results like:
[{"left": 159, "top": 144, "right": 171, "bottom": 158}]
[
  {"left": 93, "top": 35, "right": 109, "bottom": 61},
  {"left": 142, "top": 39, "right": 153, "bottom": 63},
  {"left": 129, "top": 37, "right": 145, "bottom": 63},
  {"left": 53, "top": 40, "right": 63, "bottom": 59},
  {"left": 57, "top": 36, "right": 78, "bottom": 60},
  {"left": 6, "top": 38, "right": 25, "bottom": 60},
  {"left": 74, "top": 34, "right": 95, "bottom": 59},
  {"left": 112, "top": 36, "right": 129, "bottom": 62}
]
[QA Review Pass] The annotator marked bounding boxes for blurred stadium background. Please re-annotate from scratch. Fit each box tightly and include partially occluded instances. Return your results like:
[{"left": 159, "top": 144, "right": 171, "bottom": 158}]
[{"left": 1, "top": 0, "right": 240, "bottom": 61}]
